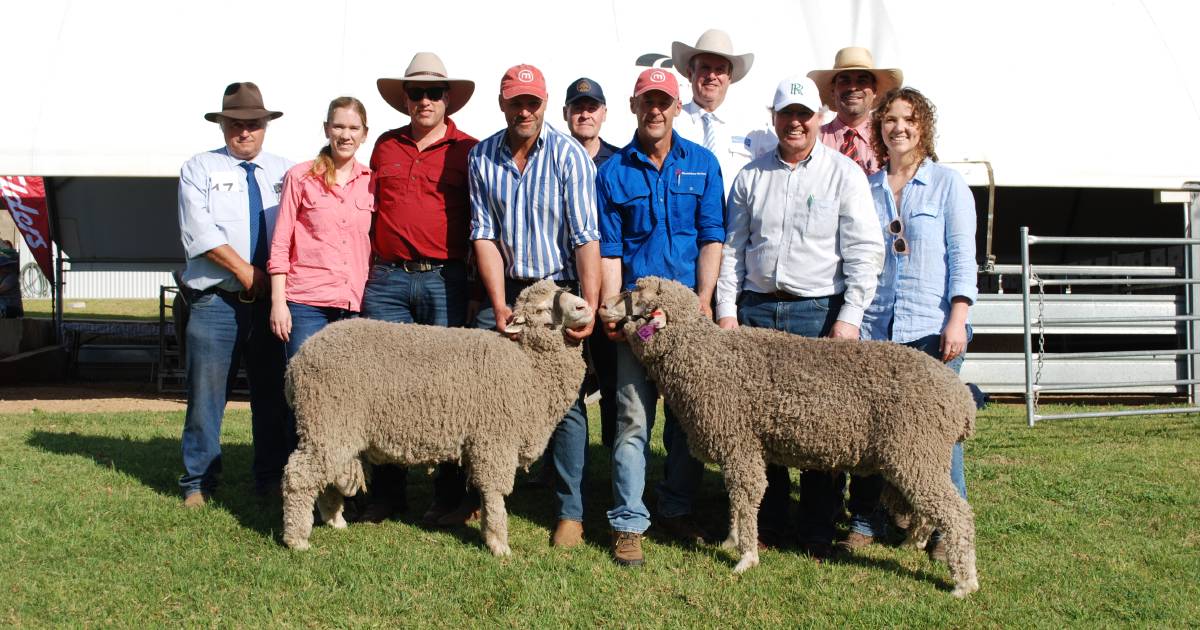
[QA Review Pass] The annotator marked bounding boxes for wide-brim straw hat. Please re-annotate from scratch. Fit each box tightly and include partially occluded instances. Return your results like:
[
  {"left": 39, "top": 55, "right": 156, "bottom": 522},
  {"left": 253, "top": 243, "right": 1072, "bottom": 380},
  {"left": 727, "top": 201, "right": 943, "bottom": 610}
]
[
  {"left": 377, "top": 52, "right": 475, "bottom": 116},
  {"left": 204, "top": 82, "right": 283, "bottom": 122},
  {"left": 670, "top": 29, "right": 754, "bottom": 84},
  {"left": 806, "top": 47, "right": 903, "bottom": 109}
]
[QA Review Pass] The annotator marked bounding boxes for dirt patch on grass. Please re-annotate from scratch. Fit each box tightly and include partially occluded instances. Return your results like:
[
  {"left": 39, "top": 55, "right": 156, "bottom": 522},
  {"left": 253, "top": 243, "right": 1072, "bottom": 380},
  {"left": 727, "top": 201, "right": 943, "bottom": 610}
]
[{"left": 0, "top": 382, "right": 249, "bottom": 413}]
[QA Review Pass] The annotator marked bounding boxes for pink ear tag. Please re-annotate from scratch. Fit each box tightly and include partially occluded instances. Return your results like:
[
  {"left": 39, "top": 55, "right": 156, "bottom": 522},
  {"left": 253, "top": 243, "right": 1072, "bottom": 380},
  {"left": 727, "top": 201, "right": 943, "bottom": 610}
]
[{"left": 636, "top": 324, "right": 657, "bottom": 340}]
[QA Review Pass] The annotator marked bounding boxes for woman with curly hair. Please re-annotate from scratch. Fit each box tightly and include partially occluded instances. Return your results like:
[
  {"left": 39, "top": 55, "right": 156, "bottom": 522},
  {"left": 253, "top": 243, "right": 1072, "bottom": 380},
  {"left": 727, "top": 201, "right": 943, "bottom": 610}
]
[{"left": 843, "top": 87, "right": 977, "bottom": 558}]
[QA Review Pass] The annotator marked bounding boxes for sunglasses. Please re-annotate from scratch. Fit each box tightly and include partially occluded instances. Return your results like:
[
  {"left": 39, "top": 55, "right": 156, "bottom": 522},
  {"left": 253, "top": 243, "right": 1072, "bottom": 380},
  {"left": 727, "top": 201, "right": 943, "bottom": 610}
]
[
  {"left": 887, "top": 218, "right": 909, "bottom": 255},
  {"left": 405, "top": 87, "right": 446, "bottom": 102}
]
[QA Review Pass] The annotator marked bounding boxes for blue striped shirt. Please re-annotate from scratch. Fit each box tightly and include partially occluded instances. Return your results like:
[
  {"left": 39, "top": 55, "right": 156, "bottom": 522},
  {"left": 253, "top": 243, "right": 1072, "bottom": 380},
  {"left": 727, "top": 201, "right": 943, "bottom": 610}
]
[{"left": 468, "top": 123, "right": 599, "bottom": 281}]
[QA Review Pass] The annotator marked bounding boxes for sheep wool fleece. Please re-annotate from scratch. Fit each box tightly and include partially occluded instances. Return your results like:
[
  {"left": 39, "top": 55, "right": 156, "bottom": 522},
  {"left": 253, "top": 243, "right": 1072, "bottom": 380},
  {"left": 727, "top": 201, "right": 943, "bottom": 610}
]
[
  {"left": 609, "top": 276, "right": 979, "bottom": 598},
  {"left": 281, "top": 280, "right": 587, "bottom": 557}
]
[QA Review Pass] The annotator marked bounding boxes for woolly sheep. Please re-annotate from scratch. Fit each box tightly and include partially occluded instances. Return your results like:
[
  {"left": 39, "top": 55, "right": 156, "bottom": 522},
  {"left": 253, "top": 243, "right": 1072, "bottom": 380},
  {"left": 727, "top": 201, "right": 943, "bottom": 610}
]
[
  {"left": 281, "top": 280, "right": 591, "bottom": 557},
  {"left": 599, "top": 276, "right": 979, "bottom": 598}
]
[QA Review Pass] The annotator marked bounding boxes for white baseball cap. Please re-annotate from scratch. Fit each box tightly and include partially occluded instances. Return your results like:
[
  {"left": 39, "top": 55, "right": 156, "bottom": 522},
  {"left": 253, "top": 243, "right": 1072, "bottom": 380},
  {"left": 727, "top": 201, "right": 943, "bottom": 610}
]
[{"left": 772, "top": 76, "right": 822, "bottom": 113}]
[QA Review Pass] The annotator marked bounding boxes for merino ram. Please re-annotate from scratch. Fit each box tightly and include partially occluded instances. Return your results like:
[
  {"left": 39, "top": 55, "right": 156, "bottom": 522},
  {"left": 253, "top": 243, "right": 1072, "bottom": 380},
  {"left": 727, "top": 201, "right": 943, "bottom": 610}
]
[
  {"left": 599, "top": 276, "right": 979, "bottom": 597},
  {"left": 281, "top": 280, "right": 590, "bottom": 556}
]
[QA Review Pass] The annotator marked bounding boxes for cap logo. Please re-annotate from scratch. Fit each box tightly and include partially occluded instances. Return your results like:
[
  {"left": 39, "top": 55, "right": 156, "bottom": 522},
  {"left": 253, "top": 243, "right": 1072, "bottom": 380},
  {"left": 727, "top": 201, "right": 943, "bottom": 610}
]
[
  {"left": 650, "top": 70, "right": 666, "bottom": 83},
  {"left": 576, "top": 81, "right": 591, "bottom": 92},
  {"left": 518, "top": 69, "right": 534, "bottom": 83},
  {"left": 790, "top": 83, "right": 805, "bottom": 95}
]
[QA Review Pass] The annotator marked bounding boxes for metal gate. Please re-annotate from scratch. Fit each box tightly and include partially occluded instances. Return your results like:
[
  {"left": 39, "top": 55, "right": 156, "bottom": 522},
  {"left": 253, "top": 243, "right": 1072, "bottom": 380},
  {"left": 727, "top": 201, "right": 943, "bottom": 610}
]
[{"left": 1020, "top": 226, "right": 1200, "bottom": 425}]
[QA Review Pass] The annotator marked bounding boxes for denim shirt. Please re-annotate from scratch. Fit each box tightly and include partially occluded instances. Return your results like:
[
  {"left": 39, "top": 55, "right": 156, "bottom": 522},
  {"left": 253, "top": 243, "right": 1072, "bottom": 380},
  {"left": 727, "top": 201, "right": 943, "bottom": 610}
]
[
  {"left": 597, "top": 131, "right": 725, "bottom": 290},
  {"left": 860, "top": 159, "right": 978, "bottom": 343}
]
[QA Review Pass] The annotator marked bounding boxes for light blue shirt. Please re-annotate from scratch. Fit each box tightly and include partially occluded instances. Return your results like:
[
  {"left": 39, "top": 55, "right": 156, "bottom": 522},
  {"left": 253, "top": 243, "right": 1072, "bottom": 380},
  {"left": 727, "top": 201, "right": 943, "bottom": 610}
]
[
  {"left": 177, "top": 146, "right": 293, "bottom": 291},
  {"left": 468, "top": 123, "right": 599, "bottom": 281},
  {"left": 860, "top": 158, "right": 978, "bottom": 343}
]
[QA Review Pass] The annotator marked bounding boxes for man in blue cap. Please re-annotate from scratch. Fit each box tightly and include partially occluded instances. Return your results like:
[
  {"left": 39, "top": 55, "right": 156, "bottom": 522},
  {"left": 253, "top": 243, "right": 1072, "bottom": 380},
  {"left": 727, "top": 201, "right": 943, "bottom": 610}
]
[{"left": 563, "top": 77, "right": 620, "bottom": 167}]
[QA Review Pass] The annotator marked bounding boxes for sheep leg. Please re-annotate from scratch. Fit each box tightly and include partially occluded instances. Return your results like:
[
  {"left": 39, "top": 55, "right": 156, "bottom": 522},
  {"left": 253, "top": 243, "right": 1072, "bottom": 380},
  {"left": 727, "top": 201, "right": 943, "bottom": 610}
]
[
  {"left": 316, "top": 489, "right": 346, "bottom": 529},
  {"left": 892, "top": 465, "right": 979, "bottom": 598},
  {"left": 479, "top": 488, "right": 511, "bottom": 557},
  {"left": 282, "top": 447, "right": 325, "bottom": 550},
  {"left": 722, "top": 452, "right": 767, "bottom": 573}
]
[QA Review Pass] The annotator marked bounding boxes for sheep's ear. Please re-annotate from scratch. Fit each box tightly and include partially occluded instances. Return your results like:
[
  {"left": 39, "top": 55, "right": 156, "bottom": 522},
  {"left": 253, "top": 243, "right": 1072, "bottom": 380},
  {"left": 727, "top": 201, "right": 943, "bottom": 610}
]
[
  {"left": 649, "top": 308, "right": 667, "bottom": 330},
  {"left": 506, "top": 315, "right": 525, "bottom": 335}
]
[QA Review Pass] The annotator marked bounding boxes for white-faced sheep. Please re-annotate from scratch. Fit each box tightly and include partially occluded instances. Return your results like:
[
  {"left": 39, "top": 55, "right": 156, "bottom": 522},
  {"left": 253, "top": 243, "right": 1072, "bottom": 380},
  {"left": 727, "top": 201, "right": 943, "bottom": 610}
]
[
  {"left": 599, "top": 276, "right": 979, "bottom": 598},
  {"left": 281, "top": 280, "right": 591, "bottom": 556}
]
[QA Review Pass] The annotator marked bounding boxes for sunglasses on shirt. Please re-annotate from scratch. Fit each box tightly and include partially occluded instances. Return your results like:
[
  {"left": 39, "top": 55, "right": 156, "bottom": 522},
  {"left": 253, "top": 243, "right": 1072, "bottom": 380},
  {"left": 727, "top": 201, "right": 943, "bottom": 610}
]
[
  {"left": 405, "top": 87, "right": 446, "bottom": 102},
  {"left": 888, "top": 218, "right": 910, "bottom": 256}
]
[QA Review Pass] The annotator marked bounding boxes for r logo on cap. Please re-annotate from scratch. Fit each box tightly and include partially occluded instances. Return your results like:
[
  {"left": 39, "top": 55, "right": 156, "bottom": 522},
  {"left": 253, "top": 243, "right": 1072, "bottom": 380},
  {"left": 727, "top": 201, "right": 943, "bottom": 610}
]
[
  {"left": 518, "top": 69, "right": 534, "bottom": 83},
  {"left": 791, "top": 83, "right": 804, "bottom": 95},
  {"left": 650, "top": 70, "right": 666, "bottom": 83}
]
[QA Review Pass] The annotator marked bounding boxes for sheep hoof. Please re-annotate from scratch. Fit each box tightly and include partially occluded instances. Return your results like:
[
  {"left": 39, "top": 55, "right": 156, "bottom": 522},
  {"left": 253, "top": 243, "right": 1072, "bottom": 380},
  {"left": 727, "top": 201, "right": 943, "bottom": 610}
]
[
  {"left": 489, "top": 543, "right": 512, "bottom": 557},
  {"left": 285, "top": 538, "right": 311, "bottom": 551},
  {"left": 719, "top": 536, "right": 737, "bottom": 551},
  {"left": 951, "top": 578, "right": 980, "bottom": 598},
  {"left": 732, "top": 552, "right": 759, "bottom": 574},
  {"left": 327, "top": 512, "right": 347, "bottom": 529}
]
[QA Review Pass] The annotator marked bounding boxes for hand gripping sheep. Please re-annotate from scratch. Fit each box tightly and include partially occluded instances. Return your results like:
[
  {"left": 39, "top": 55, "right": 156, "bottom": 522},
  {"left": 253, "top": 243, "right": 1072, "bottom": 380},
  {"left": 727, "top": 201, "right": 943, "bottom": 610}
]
[
  {"left": 599, "top": 277, "right": 979, "bottom": 598},
  {"left": 281, "top": 280, "right": 591, "bottom": 557}
]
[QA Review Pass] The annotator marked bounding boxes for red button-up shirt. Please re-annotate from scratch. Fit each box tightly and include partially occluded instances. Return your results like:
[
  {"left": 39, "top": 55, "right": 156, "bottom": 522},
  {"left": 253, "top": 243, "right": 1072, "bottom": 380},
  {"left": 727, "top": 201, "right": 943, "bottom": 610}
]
[
  {"left": 369, "top": 117, "right": 478, "bottom": 262},
  {"left": 268, "top": 160, "right": 374, "bottom": 311},
  {"left": 820, "top": 116, "right": 880, "bottom": 176}
]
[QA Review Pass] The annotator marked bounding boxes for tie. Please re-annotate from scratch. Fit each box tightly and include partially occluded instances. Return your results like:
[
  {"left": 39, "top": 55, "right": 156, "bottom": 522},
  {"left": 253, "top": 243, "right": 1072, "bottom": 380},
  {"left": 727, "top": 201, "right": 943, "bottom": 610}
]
[
  {"left": 239, "top": 161, "right": 267, "bottom": 268},
  {"left": 701, "top": 111, "right": 719, "bottom": 152},
  {"left": 839, "top": 128, "right": 859, "bottom": 163}
]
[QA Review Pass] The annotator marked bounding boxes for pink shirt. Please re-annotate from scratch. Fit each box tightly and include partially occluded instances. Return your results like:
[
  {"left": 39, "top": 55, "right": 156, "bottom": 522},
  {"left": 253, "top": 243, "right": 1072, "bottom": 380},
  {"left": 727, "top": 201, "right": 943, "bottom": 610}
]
[
  {"left": 820, "top": 117, "right": 880, "bottom": 176},
  {"left": 268, "top": 160, "right": 374, "bottom": 311}
]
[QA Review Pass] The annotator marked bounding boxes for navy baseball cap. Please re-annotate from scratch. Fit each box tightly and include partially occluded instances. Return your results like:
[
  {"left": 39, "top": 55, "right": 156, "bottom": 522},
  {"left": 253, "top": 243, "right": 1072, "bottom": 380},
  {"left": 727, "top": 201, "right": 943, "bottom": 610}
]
[{"left": 564, "top": 77, "right": 606, "bottom": 106}]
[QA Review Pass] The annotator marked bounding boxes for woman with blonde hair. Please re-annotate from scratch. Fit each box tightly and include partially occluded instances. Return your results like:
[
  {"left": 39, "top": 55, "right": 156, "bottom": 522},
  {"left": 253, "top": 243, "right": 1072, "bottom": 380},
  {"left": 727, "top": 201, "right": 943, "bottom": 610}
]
[{"left": 268, "top": 96, "right": 373, "bottom": 357}]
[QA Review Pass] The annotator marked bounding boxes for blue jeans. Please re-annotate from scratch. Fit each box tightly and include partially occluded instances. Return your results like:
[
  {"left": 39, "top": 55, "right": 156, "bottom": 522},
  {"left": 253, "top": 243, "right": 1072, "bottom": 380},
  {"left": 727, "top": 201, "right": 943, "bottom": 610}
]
[
  {"left": 476, "top": 278, "right": 589, "bottom": 522},
  {"left": 179, "top": 289, "right": 289, "bottom": 496},
  {"left": 848, "top": 333, "right": 970, "bottom": 537},
  {"left": 607, "top": 340, "right": 703, "bottom": 533},
  {"left": 362, "top": 261, "right": 469, "bottom": 506},
  {"left": 738, "top": 291, "right": 845, "bottom": 544},
  {"left": 285, "top": 301, "right": 356, "bottom": 359}
]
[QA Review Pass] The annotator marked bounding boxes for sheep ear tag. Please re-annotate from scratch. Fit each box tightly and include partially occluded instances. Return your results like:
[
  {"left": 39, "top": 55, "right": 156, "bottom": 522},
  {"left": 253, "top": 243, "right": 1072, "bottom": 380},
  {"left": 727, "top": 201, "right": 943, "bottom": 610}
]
[{"left": 636, "top": 309, "right": 666, "bottom": 340}]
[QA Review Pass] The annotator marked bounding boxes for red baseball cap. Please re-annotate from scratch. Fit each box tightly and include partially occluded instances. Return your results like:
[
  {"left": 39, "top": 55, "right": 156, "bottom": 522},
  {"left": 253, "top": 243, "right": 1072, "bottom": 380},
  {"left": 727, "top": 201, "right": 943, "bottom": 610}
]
[
  {"left": 500, "top": 64, "right": 548, "bottom": 100},
  {"left": 633, "top": 68, "right": 679, "bottom": 100}
]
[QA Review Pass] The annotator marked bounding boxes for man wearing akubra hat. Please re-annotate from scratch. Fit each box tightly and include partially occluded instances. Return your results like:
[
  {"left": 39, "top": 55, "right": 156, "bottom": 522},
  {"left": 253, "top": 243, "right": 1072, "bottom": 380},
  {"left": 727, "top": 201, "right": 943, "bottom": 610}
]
[
  {"left": 670, "top": 28, "right": 767, "bottom": 194},
  {"left": 357, "top": 52, "right": 481, "bottom": 527},
  {"left": 177, "top": 81, "right": 293, "bottom": 507},
  {"left": 807, "top": 46, "right": 903, "bottom": 176}
]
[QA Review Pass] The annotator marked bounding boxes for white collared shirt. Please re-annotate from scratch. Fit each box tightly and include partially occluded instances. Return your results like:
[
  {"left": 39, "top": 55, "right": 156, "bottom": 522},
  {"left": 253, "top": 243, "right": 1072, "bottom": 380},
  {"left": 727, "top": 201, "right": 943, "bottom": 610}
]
[
  {"left": 674, "top": 101, "right": 774, "bottom": 196},
  {"left": 177, "top": 146, "right": 293, "bottom": 291},
  {"left": 716, "top": 142, "right": 884, "bottom": 326}
]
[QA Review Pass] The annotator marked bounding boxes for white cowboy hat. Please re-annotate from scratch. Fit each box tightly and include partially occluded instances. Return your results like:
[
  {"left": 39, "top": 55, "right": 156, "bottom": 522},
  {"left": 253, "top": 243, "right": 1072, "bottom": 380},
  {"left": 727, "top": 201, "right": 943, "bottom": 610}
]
[
  {"left": 377, "top": 52, "right": 475, "bottom": 116},
  {"left": 806, "top": 47, "right": 903, "bottom": 109},
  {"left": 670, "top": 29, "right": 754, "bottom": 84}
]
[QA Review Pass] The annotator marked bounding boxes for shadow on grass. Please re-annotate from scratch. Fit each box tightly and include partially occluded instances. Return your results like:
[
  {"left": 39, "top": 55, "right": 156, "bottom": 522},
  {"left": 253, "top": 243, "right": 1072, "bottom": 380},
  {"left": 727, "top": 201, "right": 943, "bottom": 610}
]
[{"left": 25, "top": 430, "right": 283, "bottom": 539}]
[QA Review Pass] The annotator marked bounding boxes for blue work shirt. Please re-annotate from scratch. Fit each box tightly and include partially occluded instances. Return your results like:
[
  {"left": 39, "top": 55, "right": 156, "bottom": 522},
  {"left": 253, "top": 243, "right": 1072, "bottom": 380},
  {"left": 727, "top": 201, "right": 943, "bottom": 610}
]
[
  {"left": 860, "top": 158, "right": 978, "bottom": 343},
  {"left": 597, "top": 131, "right": 725, "bottom": 290}
]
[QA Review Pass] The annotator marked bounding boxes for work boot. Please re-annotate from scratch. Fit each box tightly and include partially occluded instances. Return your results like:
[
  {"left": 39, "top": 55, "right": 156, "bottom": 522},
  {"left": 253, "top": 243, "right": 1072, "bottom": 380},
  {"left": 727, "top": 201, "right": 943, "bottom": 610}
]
[
  {"left": 655, "top": 514, "right": 708, "bottom": 545},
  {"left": 800, "top": 541, "right": 834, "bottom": 562},
  {"left": 551, "top": 520, "right": 584, "bottom": 548},
  {"left": 927, "top": 537, "right": 948, "bottom": 564},
  {"left": 182, "top": 491, "right": 209, "bottom": 509},
  {"left": 611, "top": 531, "right": 645, "bottom": 567},
  {"left": 836, "top": 531, "right": 875, "bottom": 554},
  {"left": 434, "top": 498, "right": 480, "bottom": 527},
  {"left": 356, "top": 495, "right": 405, "bottom": 524}
]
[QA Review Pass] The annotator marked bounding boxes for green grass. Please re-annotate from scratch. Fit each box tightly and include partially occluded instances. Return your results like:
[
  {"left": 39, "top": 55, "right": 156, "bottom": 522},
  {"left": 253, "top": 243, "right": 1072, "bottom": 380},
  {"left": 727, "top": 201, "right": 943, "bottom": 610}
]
[
  {"left": 1, "top": 403, "right": 1197, "bottom": 627},
  {"left": 22, "top": 299, "right": 161, "bottom": 321}
]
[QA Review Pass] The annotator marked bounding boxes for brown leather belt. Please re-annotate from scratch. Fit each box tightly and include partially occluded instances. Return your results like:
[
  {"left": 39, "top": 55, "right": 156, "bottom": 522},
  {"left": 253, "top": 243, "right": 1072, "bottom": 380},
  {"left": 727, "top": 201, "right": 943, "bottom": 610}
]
[{"left": 376, "top": 258, "right": 451, "bottom": 273}]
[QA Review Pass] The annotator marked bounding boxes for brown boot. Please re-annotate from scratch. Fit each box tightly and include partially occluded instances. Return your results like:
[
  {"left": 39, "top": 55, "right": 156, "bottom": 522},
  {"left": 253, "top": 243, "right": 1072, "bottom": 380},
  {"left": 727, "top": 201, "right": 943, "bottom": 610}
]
[
  {"left": 434, "top": 498, "right": 481, "bottom": 527},
  {"left": 355, "top": 496, "right": 404, "bottom": 524},
  {"left": 611, "top": 531, "right": 645, "bottom": 567},
  {"left": 182, "top": 491, "right": 209, "bottom": 509},
  {"left": 836, "top": 531, "right": 875, "bottom": 554},
  {"left": 655, "top": 515, "right": 708, "bottom": 545},
  {"left": 927, "top": 537, "right": 948, "bottom": 563},
  {"left": 551, "top": 520, "right": 584, "bottom": 548}
]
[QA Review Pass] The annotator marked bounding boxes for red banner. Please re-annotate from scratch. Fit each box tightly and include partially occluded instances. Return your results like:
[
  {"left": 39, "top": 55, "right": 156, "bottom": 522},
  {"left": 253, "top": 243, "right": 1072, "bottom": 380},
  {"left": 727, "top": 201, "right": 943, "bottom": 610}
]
[{"left": 0, "top": 176, "right": 53, "bottom": 282}]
